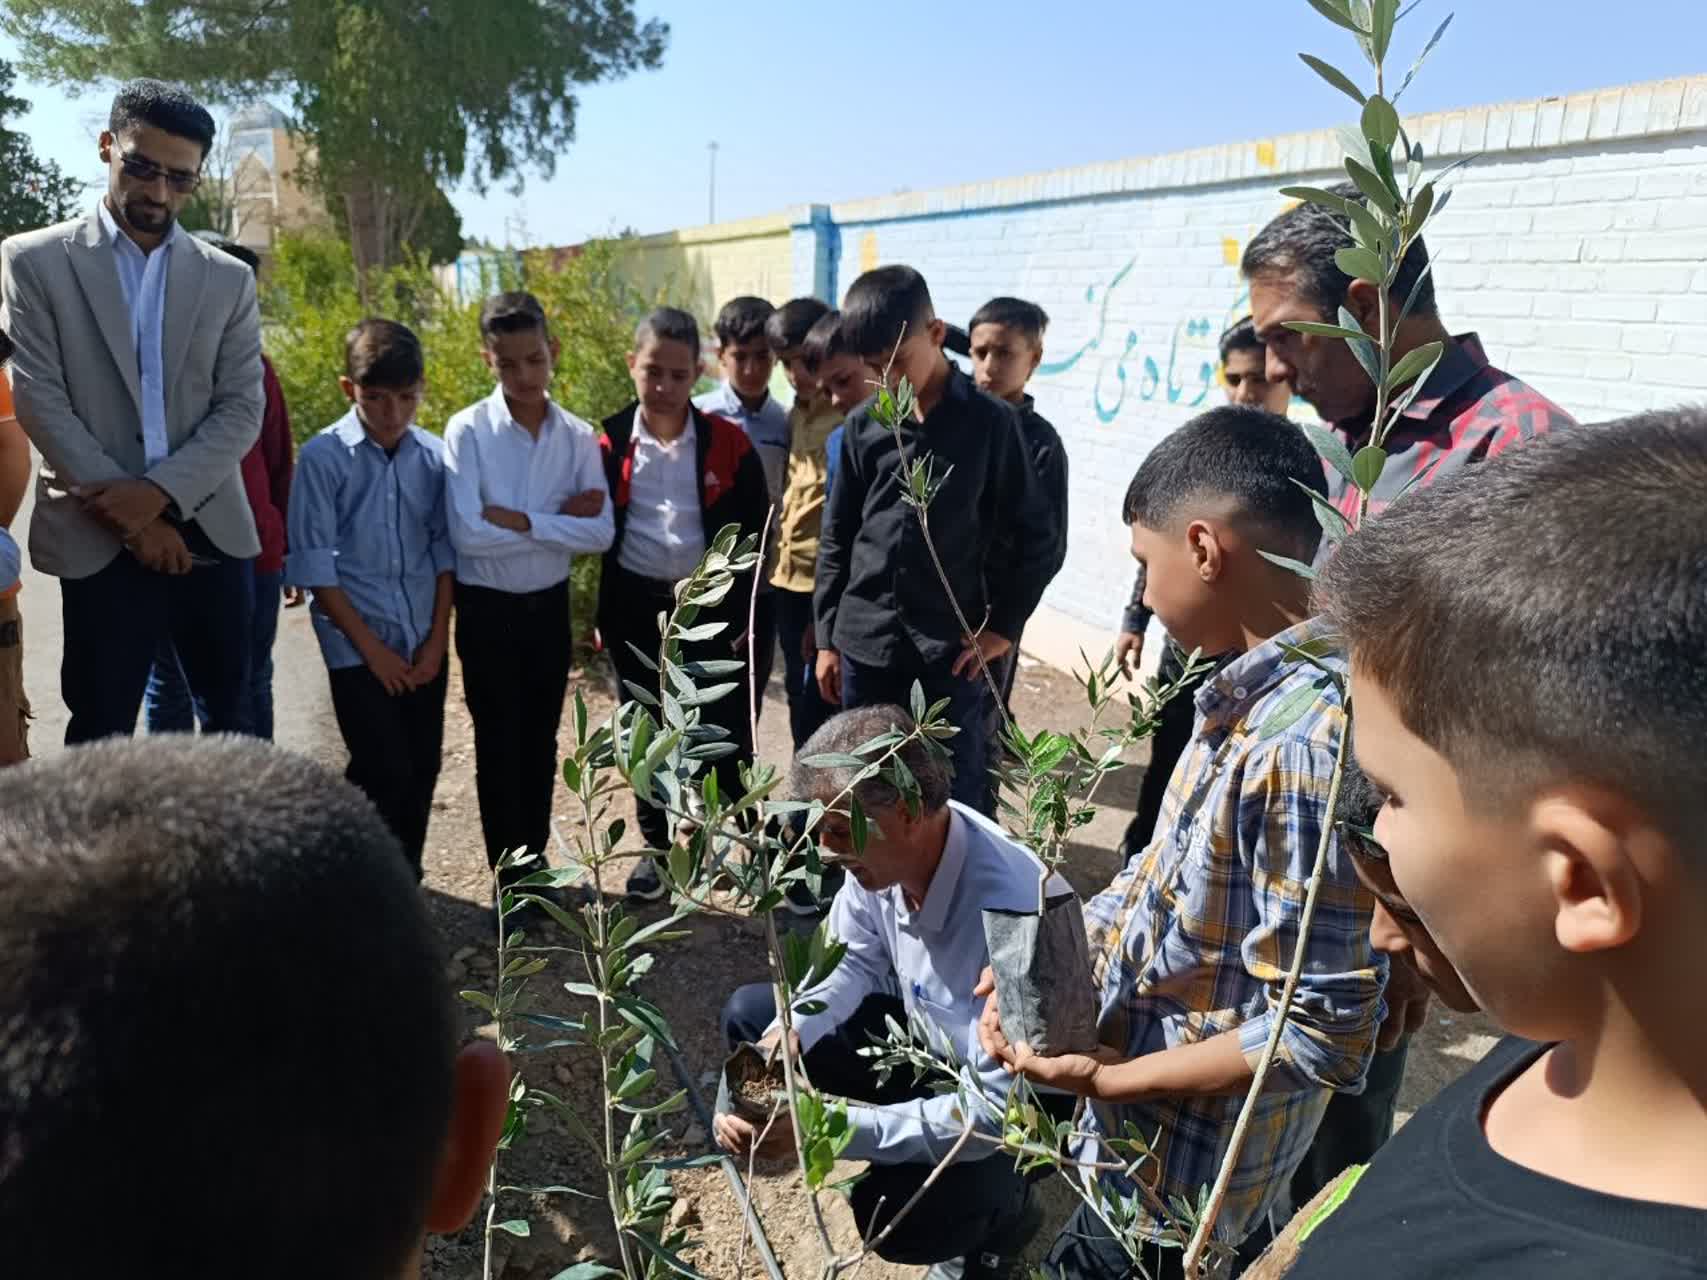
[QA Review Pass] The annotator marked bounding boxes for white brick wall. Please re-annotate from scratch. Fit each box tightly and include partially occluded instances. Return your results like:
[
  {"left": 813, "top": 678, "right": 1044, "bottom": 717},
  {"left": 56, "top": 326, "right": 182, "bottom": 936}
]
[{"left": 818, "top": 76, "right": 1707, "bottom": 654}]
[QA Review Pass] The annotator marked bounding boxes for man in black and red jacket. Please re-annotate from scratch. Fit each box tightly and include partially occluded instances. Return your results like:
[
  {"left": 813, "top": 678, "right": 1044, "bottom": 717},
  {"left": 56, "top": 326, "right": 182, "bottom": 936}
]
[{"left": 600, "top": 306, "right": 771, "bottom": 900}]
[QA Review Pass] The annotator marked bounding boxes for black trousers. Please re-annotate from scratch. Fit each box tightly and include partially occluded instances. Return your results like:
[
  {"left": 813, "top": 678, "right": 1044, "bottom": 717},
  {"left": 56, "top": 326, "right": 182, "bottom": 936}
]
[
  {"left": 455, "top": 580, "right": 573, "bottom": 876},
  {"left": 772, "top": 586, "right": 830, "bottom": 751},
  {"left": 1119, "top": 642, "right": 1209, "bottom": 864},
  {"left": 328, "top": 662, "right": 447, "bottom": 877},
  {"left": 721, "top": 985, "right": 1030, "bottom": 1266},
  {"left": 59, "top": 522, "right": 255, "bottom": 744},
  {"left": 601, "top": 563, "right": 755, "bottom": 851}
]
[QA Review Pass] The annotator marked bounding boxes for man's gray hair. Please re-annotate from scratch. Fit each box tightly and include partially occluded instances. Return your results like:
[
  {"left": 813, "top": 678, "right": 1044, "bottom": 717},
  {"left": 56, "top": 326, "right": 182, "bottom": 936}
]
[{"left": 789, "top": 705, "right": 952, "bottom": 816}]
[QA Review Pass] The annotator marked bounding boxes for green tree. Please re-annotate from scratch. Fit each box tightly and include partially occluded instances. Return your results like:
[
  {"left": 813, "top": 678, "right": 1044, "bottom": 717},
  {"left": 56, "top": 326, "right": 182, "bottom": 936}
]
[
  {"left": 0, "top": 57, "right": 83, "bottom": 236},
  {"left": 1, "top": 0, "right": 666, "bottom": 275}
]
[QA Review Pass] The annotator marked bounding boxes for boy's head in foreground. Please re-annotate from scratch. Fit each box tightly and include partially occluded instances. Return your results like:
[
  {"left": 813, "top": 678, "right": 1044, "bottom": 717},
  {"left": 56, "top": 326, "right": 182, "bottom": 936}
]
[
  {"left": 840, "top": 265, "right": 947, "bottom": 399},
  {"left": 969, "top": 296, "right": 1048, "bottom": 405},
  {"left": 1219, "top": 315, "right": 1291, "bottom": 415},
  {"left": 802, "top": 309, "right": 878, "bottom": 415},
  {"left": 342, "top": 317, "right": 426, "bottom": 447},
  {"left": 627, "top": 306, "right": 702, "bottom": 427},
  {"left": 714, "top": 295, "right": 777, "bottom": 404},
  {"left": 0, "top": 738, "right": 508, "bottom": 1278},
  {"left": 480, "top": 290, "right": 558, "bottom": 410},
  {"left": 1317, "top": 409, "right": 1707, "bottom": 1042},
  {"left": 1122, "top": 405, "right": 1325, "bottom": 656},
  {"left": 767, "top": 297, "right": 832, "bottom": 401}
]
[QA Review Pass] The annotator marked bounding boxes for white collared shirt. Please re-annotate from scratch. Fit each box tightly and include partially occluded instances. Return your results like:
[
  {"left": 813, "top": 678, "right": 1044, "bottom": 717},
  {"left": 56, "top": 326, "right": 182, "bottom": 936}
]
[
  {"left": 98, "top": 201, "right": 174, "bottom": 467},
  {"left": 443, "top": 387, "right": 615, "bottom": 592},
  {"left": 781, "top": 803, "right": 1074, "bottom": 1166},
  {"left": 617, "top": 409, "right": 705, "bottom": 582}
]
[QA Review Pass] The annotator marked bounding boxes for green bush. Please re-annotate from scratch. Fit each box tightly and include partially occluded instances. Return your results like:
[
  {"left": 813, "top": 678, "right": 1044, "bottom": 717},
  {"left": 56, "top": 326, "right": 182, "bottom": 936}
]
[{"left": 265, "top": 233, "right": 652, "bottom": 657}]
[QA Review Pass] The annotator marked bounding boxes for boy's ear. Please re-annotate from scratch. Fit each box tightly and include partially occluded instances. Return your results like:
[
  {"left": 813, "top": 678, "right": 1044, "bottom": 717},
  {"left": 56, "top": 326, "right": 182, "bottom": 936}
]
[
  {"left": 549, "top": 337, "right": 561, "bottom": 365},
  {"left": 1534, "top": 790, "right": 1644, "bottom": 955},
  {"left": 422, "top": 1041, "right": 511, "bottom": 1236},
  {"left": 925, "top": 316, "right": 947, "bottom": 348},
  {"left": 1026, "top": 342, "right": 1043, "bottom": 378},
  {"left": 625, "top": 350, "right": 637, "bottom": 372},
  {"left": 1186, "top": 519, "right": 1225, "bottom": 583},
  {"left": 480, "top": 347, "right": 497, "bottom": 374},
  {"left": 338, "top": 375, "right": 357, "bottom": 404}
]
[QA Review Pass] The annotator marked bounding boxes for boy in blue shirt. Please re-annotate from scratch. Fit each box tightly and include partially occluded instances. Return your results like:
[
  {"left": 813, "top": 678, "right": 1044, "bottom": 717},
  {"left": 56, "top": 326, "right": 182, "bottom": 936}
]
[
  {"left": 696, "top": 295, "right": 788, "bottom": 710},
  {"left": 287, "top": 319, "right": 454, "bottom": 878}
]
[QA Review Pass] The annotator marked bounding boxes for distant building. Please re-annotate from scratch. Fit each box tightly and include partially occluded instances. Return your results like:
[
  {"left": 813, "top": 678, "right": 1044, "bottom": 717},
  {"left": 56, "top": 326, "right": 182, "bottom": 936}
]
[{"left": 227, "top": 102, "right": 330, "bottom": 255}]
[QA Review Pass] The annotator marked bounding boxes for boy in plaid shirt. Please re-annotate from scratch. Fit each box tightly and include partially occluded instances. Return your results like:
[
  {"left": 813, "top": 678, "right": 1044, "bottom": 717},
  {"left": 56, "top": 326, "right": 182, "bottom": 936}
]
[{"left": 980, "top": 405, "right": 1384, "bottom": 1280}]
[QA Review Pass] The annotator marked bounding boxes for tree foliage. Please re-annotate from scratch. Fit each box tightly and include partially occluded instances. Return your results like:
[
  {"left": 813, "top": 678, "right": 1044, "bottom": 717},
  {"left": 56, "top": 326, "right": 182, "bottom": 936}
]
[
  {"left": 0, "top": 57, "right": 83, "bottom": 237},
  {"left": 1, "top": 0, "right": 667, "bottom": 270}
]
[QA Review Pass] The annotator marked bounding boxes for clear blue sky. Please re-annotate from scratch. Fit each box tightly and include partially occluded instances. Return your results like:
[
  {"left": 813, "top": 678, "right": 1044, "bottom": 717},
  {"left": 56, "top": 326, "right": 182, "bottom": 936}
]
[{"left": 5, "top": 0, "right": 1704, "bottom": 247}]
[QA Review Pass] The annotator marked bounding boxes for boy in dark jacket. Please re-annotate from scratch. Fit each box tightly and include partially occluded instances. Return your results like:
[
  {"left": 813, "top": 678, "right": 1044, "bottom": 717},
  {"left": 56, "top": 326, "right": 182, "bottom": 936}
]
[{"left": 600, "top": 306, "right": 770, "bottom": 900}]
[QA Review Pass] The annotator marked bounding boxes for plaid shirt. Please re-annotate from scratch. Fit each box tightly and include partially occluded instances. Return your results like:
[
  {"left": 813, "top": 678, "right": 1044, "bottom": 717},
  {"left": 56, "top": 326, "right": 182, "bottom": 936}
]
[
  {"left": 1326, "top": 332, "right": 1574, "bottom": 521},
  {"left": 1079, "top": 617, "right": 1383, "bottom": 1248}
]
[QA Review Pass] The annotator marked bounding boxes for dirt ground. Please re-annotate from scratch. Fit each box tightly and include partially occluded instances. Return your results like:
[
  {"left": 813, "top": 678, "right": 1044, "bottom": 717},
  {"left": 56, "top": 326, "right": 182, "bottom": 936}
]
[{"left": 414, "top": 649, "right": 1499, "bottom": 1280}]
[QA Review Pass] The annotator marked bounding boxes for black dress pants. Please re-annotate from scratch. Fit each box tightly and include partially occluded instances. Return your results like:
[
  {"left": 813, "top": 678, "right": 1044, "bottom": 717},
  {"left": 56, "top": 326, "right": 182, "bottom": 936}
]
[{"left": 328, "top": 662, "right": 448, "bottom": 877}]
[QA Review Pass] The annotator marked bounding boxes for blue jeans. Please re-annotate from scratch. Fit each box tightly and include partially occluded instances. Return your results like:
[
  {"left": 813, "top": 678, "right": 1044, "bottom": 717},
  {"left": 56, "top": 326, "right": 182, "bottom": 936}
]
[
  {"left": 841, "top": 648, "right": 994, "bottom": 814},
  {"left": 144, "top": 569, "right": 282, "bottom": 739}
]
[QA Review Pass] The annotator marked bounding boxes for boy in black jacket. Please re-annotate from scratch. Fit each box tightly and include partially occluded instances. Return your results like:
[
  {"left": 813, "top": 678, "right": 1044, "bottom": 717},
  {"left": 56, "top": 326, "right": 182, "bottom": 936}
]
[
  {"left": 600, "top": 307, "right": 770, "bottom": 900},
  {"left": 813, "top": 266, "right": 1055, "bottom": 813}
]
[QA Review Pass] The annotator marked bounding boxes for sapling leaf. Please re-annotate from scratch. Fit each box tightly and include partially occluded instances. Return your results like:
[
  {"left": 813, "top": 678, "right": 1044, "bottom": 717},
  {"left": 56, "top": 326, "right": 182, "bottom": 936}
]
[
  {"left": 1386, "top": 340, "right": 1444, "bottom": 391},
  {"left": 621, "top": 681, "right": 660, "bottom": 709},
  {"left": 1278, "top": 185, "right": 1350, "bottom": 214},
  {"left": 1299, "top": 53, "right": 1366, "bottom": 104},
  {"left": 460, "top": 990, "right": 497, "bottom": 1014},
  {"left": 1257, "top": 550, "right": 1319, "bottom": 581},
  {"left": 1395, "top": 258, "right": 1437, "bottom": 330},
  {"left": 1334, "top": 246, "right": 1386, "bottom": 286},
  {"left": 1256, "top": 680, "right": 1329, "bottom": 741},
  {"left": 493, "top": 1219, "right": 531, "bottom": 1238},
  {"left": 1371, "top": 0, "right": 1397, "bottom": 62},
  {"left": 1394, "top": 14, "right": 1453, "bottom": 103},
  {"left": 1344, "top": 158, "right": 1400, "bottom": 215},
  {"left": 549, "top": 1265, "right": 624, "bottom": 1280},
  {"left": 1306, "top": 0, "right": 1365, "bottom": 33},
  {"left": 1283, "top": 321, "right": 1367, "bottom": 343},
  {"left": 849, "top": 791, "right": 869, "bottom": 854},
  {"left": 1343, "top": 199, "right": 1387, "bottom": 253},
  {"left": 1352, "top": 445, "right": 1388, "bottom": 494},
  {"left": 1292, "top": 478, "right": 1352, "bottom": 542},
  {"left": 1361, "top": 95, "right": 1400, "bottom": 151},
  {"left": 798, "top": 752, "right": 866, "bottom": 768},
  {"left": 1301, "top": 422, "right": 1358, "bottom": 484}
]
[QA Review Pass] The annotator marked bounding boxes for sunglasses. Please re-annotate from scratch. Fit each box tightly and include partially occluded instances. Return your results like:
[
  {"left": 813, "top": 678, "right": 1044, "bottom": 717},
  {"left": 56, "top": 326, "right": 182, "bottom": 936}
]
[
  {"left": 117, "top": 148, "right": 202, "bottom": 194},
  {"left": 1336, "top": 818, "right": 1426, "bottom": 927}
]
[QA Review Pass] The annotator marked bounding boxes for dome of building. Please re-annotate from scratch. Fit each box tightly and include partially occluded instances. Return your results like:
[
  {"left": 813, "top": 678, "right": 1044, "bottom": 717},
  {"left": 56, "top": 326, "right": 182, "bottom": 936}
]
[{"left": 229, "top": 102, "right": 288, "bottom": 133}]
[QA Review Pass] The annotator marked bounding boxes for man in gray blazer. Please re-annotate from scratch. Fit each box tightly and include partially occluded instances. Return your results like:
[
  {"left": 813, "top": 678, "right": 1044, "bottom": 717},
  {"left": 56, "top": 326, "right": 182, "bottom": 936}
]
[{"left": 1, "top": 79, "right": 263, "bottom": 744}]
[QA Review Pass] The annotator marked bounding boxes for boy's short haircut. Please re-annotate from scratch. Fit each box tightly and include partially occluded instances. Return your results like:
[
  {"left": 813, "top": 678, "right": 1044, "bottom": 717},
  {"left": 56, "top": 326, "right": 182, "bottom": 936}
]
[
  {"left": 766, "top": 297, "right": 832, "bottom": 354},
  {"left": 969, "top": 296, "right": 1050, "bottom": 348},
  {"left": 840, "top": 265, "right": 935, "bottom": 360},
  {"left": 0, "top": 738, "right": 456, "bottom": 1277},
  {"left": 346, "top": 317, "right": 425, "bottom": 388},
  {"left": 1121, "top": 404, "right": 1326, "bottom": 561},
  {"left": 714, "top": 296, "right": 776, "bottom": 349},
  {"left": 480, "top": 290, "right": 549, "bottom": 344},
  {"left": 634, "top": 306, "right": 701, "bottom": 360},
  {"left": 800, "top": 309, "right": 850, "bottom": 373},
  {"left": 1316, "top": 408, "right": 1707, "bottom": 844},
  {"left": 1243, "top": 181, "right": 1435, "bottom": 319},
  {"left": 1218, "top": 315, "right": 1265, "bottom": 363},
  {"left": 108, "top": 77, "right": 216, "bottom": 156}
]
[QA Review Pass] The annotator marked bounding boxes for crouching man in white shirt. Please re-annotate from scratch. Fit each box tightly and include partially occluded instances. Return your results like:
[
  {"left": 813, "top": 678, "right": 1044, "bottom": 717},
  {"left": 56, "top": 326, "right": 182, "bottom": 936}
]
[{"left": 715, "top": 704, "right": 1071, "bottom": 1280}]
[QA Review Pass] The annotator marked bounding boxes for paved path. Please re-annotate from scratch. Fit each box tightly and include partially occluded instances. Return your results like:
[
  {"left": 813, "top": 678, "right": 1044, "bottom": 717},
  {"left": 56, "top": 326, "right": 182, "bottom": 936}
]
[{"left": 14, "top": 460, "right": 342, "bottom": 764}]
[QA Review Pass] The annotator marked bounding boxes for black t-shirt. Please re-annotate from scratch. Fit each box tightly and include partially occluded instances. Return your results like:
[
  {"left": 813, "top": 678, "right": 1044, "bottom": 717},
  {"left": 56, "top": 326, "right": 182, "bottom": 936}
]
[{"left": 1289, "top": 1037, "right": 1707, "bottom": 1277}]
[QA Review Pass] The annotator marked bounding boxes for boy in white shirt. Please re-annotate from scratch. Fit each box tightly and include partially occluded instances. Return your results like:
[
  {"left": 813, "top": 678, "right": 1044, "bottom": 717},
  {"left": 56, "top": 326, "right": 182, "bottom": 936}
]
[{"left": 443, "top": 292, "right": 614, "bottom": 891}]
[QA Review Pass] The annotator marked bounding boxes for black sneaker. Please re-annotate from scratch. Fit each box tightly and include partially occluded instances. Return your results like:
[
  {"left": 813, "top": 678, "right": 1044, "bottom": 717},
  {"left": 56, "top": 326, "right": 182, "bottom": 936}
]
[{"left": 625, "top": 856, "right": 666, "bottom": 902}]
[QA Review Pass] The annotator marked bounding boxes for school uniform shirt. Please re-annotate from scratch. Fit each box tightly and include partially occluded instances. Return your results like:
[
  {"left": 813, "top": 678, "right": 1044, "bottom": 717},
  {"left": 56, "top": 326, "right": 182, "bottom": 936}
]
[
  {"left": 814, "top": 364, "right": 1056, "bottom": 666},
  {"left": 1272, "top": 1037, "right": 1707, "bottom": 1278},
  {"left": 286, "top": 410, "right": 455, "bottom": 670},
  {"left": 780, "top": 802, "right": 1074, "bottom": 1165},
  {"left": 443, "top": 387, "right": 614, "bottom": 592},
  {"left": 614, "top": 409, "right": 705, "bottom": 582},
  {"left": 1080, "top": 616, "right": 1384, "bottom": 1249},
  {"left": 696, "top": 381, "right": 790, "bottom": 591},
  {"left": 1012, "top": 394, "right": 1069, "bottom": 586},
  {"left": 770, "top": 391, "right": 843, "bottom": 594}
]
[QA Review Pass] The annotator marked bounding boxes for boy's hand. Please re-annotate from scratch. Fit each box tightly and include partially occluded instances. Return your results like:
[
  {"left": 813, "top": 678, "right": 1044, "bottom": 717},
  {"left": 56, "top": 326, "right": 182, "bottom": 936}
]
[
  {"left": 561, "top": 489, "right": 606, "bottom": 517},
  {"left": 815, "top": 648, "right": 842, "bottom": 705},
  {"left": 284, "top": 585, "right": 308, "bottom": 608},
  {"left": 1113, "top": 630, "right": 1144, "bottom": 679},
  {"left": 410, "top": 634, "right": 448, "bottom": 686},
  {"left": 953, "top": 631, "right": 1012, "bottom": 680},
  {"left": 995, "top": 1040, "right": 1126, "bottom": 1099},
  {"left": 1378, "top": 951, "right": 1434, "bottom": 1051},
  {"left": 482, "top": 505, "right": 531, "bottom": 533},
  {"left": 363, "top": 643, "right": 414, "bottom": 696}
]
